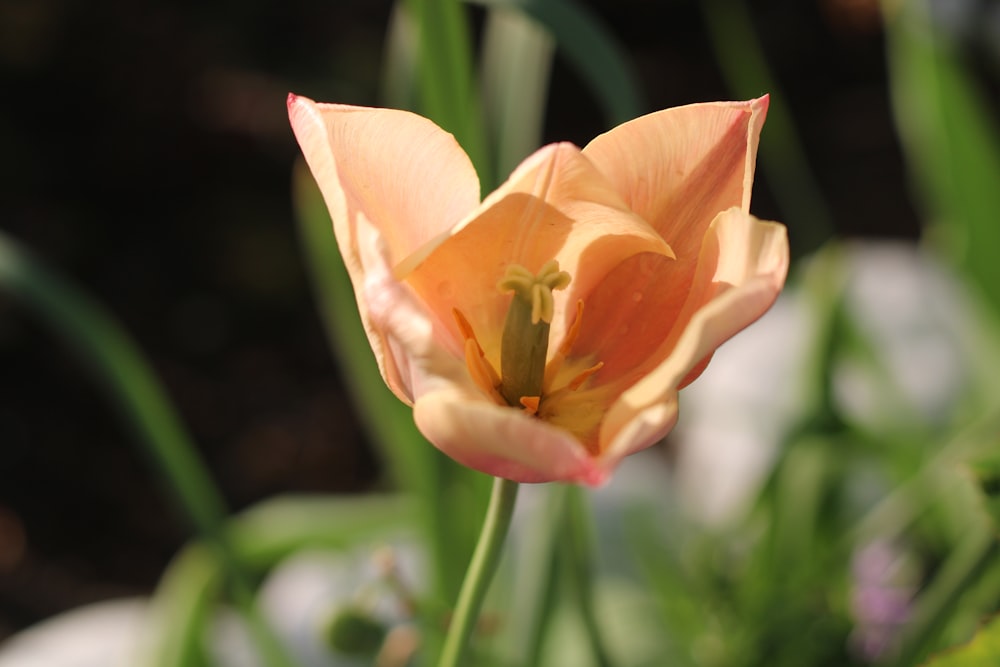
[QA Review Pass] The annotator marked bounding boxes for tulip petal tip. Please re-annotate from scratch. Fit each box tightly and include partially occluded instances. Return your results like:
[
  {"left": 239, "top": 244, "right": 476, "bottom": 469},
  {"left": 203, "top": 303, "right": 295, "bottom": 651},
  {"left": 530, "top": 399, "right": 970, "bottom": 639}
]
[
  {"left": 751, "top": 93, "right": 770, "bottom": 117},
  {"left": 575, "top": 464, "right": 610, "bottom": 488}
]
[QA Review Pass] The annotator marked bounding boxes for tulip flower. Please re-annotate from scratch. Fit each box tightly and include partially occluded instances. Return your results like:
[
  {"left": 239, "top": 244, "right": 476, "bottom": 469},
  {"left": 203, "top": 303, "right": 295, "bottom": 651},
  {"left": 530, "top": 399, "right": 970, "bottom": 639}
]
[{"left": 288, "top": 93, "right": 788, "bottom": 486}]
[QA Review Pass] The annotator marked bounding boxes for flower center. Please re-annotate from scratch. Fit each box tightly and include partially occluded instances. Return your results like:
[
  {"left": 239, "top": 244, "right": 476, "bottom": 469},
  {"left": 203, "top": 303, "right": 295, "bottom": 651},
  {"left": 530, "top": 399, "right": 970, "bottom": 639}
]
[{"left": 453, "top": 260, "right": 604, "bottom": 423}]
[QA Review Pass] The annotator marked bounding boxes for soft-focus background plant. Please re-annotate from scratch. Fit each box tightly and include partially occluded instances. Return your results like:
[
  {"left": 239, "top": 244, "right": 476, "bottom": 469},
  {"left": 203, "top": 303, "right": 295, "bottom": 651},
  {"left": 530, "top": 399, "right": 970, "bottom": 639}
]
[{"left": 2, "top": 0, "right": 1000, "bottom": 665}]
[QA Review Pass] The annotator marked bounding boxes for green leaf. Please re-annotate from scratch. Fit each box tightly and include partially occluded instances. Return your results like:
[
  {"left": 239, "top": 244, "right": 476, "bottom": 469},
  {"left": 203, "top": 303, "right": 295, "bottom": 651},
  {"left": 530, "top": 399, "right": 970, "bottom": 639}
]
[
  {"left": 561, "top": 486, "right": 614, "bottom": 667},
  {"left": 0, "top": 231, "right": 300, "bottom": 667},
  {"left": 407, "top": 0, "right": 493, "bottom": 189},
  {"left": 228, "top": 494, "right": 417, "bottom": 569},
  {"left": 144, "top": 494, "right": 414, "bottom": 667},
  {"left": 468, "top": 0, "right": 644, "bottom": 126},
  {"left": 0, "top": 230, "right": 229, "bottom": 544},
  {"left": 480, "top": 5, "right": 554, "bottom": 180},
  {"left": 145, "top": 545, "right": 219, "bottom": 667},
  {"left": 380, "top": 2, "right": 420, "bottom": 111},
  {"left": 922, "top": 612, "right": 1000, "bottom": 666},
  {"left": 968, "top": 448, "right": 1000, "bottom": 531},
  {"left": 493, "top": 485, "right": 565, "bottom": 667},
  {"left": 884, "top": 0, "right": 1000, "bottom": 318},
  {"left": 896, "top": 523, "right": 998, "bottom": 666}
]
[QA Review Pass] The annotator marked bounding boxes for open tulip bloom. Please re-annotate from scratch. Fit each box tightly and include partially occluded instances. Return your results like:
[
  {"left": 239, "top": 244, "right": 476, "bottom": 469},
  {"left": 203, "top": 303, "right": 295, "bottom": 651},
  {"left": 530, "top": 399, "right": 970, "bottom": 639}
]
[{"left": 288, "top": 93, "right": 789, "bottom": 487}]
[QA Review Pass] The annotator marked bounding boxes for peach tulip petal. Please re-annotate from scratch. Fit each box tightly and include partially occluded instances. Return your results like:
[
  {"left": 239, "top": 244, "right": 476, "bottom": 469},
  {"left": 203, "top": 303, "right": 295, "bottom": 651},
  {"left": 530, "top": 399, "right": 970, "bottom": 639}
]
[
  {"left": 595, "top": 400, "right": 680, "bottom": 478},
  {"left": 289, "top": 94, "right": 482, "bottom": 400},
  {"left": 571, "top": 98, "right": 768, "bottom": 384},
  {"left": 402, "top": 143, "right": 673, "bottom": 361},
  {"left": 287, "top": 95, "right": 481, "bottom": 266},
  {"left": 599, "top": 208, "right": 789, "bottom": 459},
  {"left": 413, "top": 383, "right": 607, "bottom": 485},
  {"left": 569, "top": 251, "right": 687, "bottom": 384},
  {"left": 583, "top": 96, "right": 767, "bottom": 280}
]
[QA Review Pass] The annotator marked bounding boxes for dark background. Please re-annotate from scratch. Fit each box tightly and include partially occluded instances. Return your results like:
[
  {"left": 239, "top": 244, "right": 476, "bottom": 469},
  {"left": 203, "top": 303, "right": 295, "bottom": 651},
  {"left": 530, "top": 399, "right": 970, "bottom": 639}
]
[{"left": 0, "top": 0, "right": 938, "bottom": 639}]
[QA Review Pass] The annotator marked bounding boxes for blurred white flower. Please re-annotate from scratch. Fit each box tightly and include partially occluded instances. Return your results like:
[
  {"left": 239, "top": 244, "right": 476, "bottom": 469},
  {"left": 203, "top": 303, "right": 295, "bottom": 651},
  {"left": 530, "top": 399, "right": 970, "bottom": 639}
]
[
  {"left": 0, "top": 598, "right": 148, "bottom": 667},
  {"left": 673, "top": 242, "right": 975, "bottom": 524}
]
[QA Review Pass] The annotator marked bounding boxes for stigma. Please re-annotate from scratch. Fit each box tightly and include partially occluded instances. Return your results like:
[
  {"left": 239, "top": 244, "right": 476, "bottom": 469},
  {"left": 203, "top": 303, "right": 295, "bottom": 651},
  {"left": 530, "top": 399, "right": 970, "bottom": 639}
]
[{"left": 497, "top": 260, "right": 571, "bottom": 326}]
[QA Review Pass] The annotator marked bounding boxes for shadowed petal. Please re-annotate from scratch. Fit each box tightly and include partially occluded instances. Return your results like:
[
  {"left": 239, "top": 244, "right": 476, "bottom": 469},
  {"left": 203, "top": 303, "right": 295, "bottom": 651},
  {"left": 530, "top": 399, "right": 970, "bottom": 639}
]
[
  {"left": 598, "top": 208, "right": 789, "bottom": 460},
  {"left": 570, "top": 251, "right": 687, "bottom": 384},
  {"left": 352, "top": 214, "right": 466, "bottom": 403}
]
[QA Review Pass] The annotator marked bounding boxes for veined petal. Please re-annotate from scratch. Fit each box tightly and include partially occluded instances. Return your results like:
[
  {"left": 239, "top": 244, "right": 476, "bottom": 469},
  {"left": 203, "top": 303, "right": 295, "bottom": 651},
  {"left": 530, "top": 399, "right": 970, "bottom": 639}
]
[
  {"left": 287, "top": 95, "right": 481, "bottom": 267},
  {"left": 582, "top": 96, "right": 767, "bottom": 268},
  {"left": 413, "top": 383, "right": 608, "bottom": 485},
  {"left": 401, "top": 143, "right": 673, "bottom": 362},
  {"left": 598, "top": 208, "right": 789, "bottom": 459}
]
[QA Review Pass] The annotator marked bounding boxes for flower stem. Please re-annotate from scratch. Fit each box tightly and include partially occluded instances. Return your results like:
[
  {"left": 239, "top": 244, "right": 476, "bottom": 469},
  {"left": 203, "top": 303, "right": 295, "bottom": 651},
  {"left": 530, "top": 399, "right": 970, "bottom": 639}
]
[
  {"left": 437, "top": 476, "right": 520, "bottom": 667},
  {"left": 564, "top": 485, "right": 614, "bottom": 667}
]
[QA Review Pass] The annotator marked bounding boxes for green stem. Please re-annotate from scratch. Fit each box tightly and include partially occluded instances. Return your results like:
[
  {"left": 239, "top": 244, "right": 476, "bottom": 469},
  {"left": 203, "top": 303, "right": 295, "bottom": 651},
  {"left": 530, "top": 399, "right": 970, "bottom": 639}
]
[
  {"left": 507, "top": 485, "right": 567, "bottom": 667},
  {"left": 437, "top": 476, "right": 520, "bottom": 667},
  {"left": 564, "top": 486, "right": 614, "bottom": 667}
]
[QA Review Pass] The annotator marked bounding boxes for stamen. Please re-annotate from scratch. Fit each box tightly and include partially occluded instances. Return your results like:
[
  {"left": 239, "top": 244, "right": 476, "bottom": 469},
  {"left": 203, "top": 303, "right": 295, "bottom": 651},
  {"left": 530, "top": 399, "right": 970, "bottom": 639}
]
[
  {"left": 463, "top": 339, "right": 505, "bottom": 404},
  {"left": 519, "top": 396, "right": 540, "bottom": 415},
  {"left": 454, "top": 308, "right": 504, "bottom": 404},
  {"left": 559, "top": 300, "right": 586, "bottom": 356},
  {"left": 543, "top": 300, "right": 584, "bottom": 392},
  {"left": 566, "top": 361, "right": 604, "bottom": 391},
  {"left": 453, "top": 308, "right": 480, "bottom": 351}
]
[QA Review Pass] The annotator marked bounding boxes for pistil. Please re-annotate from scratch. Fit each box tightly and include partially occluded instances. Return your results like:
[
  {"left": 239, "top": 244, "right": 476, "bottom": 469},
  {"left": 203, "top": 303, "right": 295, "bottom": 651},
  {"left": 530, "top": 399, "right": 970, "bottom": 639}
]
[
  {"left": 454, "top": 260, "right": 604, "bottom": 439},
  {"left": 497, "top": 260, "right": 570, "bottom": 407}
]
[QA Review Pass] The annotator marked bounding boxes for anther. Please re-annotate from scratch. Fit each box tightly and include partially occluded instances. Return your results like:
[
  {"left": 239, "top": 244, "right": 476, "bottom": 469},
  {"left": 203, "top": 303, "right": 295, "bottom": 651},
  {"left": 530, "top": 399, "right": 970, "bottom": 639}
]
[
  {"left": 566, "top": 361, "right": 604, "bottom": 391},
  {"left": 454, "top": 308, "right": 504, "bottom": 403},
  {"left": 453, "top": 308, "right": 481, "bottom": 352},
  {"left": 498, "top": 260, "right": 570, "bottom": 325},
  {"left": 519, "top": 396, "right": 540, "bottom": 415},
  {"left": 544, "top": 299, "right": 584, "bottom": 392}
]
